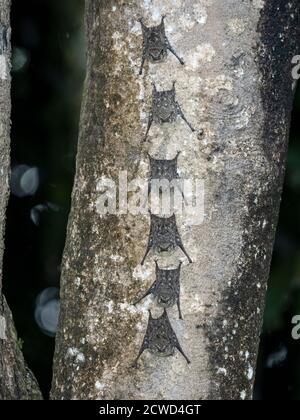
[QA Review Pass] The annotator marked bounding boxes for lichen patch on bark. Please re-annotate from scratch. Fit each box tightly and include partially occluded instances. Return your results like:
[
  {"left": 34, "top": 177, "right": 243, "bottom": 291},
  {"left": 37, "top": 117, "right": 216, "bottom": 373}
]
[
  {"left": 0, "top": 315, "right": 7, "bottom": 339},
  {"left": 0, "top": 55, "right": 7, "bottom": 80}
]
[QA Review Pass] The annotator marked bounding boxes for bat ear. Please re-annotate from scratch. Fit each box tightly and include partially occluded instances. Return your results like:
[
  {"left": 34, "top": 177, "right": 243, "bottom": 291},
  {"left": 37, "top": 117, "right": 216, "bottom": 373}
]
[
  {"left": 172, "top": 80, "right": 176, "bottom": 90},
  {"left": 148, "top": 309, "right": 153, "bottom": 319},
  {"left": 175, "top": 151, "right": 181, "bottom": 160},
  {"left": 152, "top": 81, "right": 157, "bottom": 93},
  {"left": 160, "top": 15, "right": 166, "bottom": 26},
  {"left": 139, "top": 17, "right": 146, "bottom": 29}
]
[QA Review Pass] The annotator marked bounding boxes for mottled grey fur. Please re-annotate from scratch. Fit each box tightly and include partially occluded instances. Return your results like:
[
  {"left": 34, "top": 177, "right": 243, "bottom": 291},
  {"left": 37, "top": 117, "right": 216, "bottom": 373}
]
[
  {"left": 133, "top": 309, "right": 190, "bottom": 367},
  {"left": 139, "top": 15, "right": 184, "bottom": 75},
  {"left": 134, "top": 261, "right": 183, "bottom": 319}
]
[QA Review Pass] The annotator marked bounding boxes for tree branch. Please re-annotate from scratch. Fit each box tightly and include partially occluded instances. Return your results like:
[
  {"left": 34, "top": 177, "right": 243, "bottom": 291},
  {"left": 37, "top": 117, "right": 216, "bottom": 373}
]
[
  {"left": 51, "top": 0, "right": 299, "bottom": 400},
  {"left": 0, "top": 0, "right": 42, "bottom": 400}
]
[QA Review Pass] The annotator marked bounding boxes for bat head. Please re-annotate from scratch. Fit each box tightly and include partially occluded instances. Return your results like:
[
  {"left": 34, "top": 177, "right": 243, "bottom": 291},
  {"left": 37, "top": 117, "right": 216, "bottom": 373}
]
[
  {"left": 148, "top": 152, "right": 179, "bottom": 181},
  {"left": 155, "top": 264, "right": 181, "bottom": 308},
  {"left": 140, "top": 17, "right": 167, "bottom": 63},
  {"left": 150, "top": 213, "right": 178, "bottom": 253},
  {"left": 152, "top": 82, "right": 177, "bottom": 122},
  {"left": 148, "top": 310, "right": 175, "bottom": 357}
]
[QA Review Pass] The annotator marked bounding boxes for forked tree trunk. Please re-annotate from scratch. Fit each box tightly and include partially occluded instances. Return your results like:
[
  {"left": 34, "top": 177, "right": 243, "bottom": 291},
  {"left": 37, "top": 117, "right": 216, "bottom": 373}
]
[
  {"left": 50, "top": 0, "right": 299, "bottom": 400},
  {"left": 0, "top": 0, "right": 42, "bottom": 400}
]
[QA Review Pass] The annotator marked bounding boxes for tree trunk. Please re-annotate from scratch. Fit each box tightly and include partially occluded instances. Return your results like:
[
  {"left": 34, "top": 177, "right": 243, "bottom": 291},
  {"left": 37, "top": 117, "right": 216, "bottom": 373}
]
[
  {"left": 0, "top": 0, "right": 42, "bottom": 400},
  {"left": 51, "top": 0, "right": 299, "bottom": 400}
]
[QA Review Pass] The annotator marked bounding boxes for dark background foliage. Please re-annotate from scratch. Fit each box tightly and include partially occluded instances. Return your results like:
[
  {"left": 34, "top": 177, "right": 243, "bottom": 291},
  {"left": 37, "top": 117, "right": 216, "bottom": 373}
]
[{"left": 2, "top": 0, "right": 300, "bottom": 399}]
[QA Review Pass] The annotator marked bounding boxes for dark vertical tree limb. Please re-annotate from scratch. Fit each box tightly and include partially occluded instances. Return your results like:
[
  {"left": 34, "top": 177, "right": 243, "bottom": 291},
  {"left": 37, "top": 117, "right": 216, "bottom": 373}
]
[{"left": 0, "top": 0, "right": 42, "bottom": 400}]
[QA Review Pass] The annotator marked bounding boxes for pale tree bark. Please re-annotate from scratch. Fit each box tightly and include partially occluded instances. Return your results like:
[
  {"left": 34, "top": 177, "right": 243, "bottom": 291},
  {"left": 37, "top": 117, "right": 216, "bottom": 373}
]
[
  {"left": 0, "top": 0, "right": 42, "bottom": 400},
  {"left": 51, "top": 0, "right": 299, "bottom": 400}
]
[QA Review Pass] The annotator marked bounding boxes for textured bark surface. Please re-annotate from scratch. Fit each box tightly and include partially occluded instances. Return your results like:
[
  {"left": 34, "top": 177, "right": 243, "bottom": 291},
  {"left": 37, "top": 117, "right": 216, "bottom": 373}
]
[
  {"left": 51, "top": 0, "right": 299, "bottom": 400},
  {"left": 0, "top": 0, "right": 42, "bottom": 400}
]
